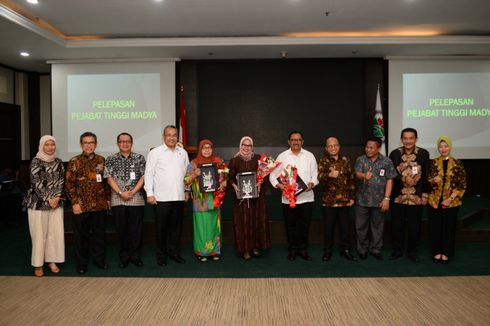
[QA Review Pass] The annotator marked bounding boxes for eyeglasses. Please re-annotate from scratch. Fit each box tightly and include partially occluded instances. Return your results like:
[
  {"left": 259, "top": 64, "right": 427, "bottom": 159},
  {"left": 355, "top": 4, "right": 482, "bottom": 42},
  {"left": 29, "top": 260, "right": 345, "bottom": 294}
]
[{"left": 326, "top": 144, "right": 339, "bottom": 148}]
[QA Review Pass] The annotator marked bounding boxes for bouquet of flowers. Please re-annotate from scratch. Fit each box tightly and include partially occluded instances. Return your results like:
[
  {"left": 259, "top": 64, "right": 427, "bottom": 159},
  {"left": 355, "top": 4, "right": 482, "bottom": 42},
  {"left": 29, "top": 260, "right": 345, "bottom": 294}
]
[
  {"left": 213, "top": 162, "right": 229, "bottom": 208},
  {"left": 277, "top": 164, "right": 298, "bottom": 208},
  {"left": 257, "top": 153, "right": 282, "bottom": 185}
]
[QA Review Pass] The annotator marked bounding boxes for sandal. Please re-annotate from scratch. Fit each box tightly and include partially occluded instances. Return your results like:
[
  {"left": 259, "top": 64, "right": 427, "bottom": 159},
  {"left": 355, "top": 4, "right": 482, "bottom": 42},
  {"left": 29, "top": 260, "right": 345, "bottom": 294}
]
[
  {"left": 243, "top": 252, "right": 252, "bottom": 260},
  {"left": 34, "top": 267, "right": 44, "bottom": 277},
  {"left": 48, "top": 263, "right": 60, "bottom": 273}
]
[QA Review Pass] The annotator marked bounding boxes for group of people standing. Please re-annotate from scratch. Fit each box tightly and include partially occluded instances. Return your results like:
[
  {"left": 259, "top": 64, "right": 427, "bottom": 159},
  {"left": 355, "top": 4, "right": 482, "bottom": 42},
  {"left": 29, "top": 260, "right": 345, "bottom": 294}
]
[
  {"left": 22, "top": 125, "right": 466, "bottom": 277},
  {"left": 315, "top": 128, "right": 467, "bottom": 265},
  {"left": 267, "top": 128, "right": 466, "bottom": 265}
]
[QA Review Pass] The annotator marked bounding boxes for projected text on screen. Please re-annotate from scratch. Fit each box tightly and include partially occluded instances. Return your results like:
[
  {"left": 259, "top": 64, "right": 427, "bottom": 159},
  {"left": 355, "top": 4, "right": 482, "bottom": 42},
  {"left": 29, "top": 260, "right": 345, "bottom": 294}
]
[{"left": 67, "top": 73, "right": 161, "bottom": 153}]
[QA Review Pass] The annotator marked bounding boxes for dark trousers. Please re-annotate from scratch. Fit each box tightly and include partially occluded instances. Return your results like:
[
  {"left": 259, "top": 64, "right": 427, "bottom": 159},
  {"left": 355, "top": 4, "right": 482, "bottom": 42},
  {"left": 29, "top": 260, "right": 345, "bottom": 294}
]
[
  {"left": 72, "top": 210, "right": 106, "bottom": 267},
  {"left": 428, "top": 206, "right": 459, "bottom": 257},
  {"left": 155, "top": 201, "right": 184, "bottom": 263},
  {"left": 283, "top": 202, "right": 313, "bottom": 252},
  {"left": 355, "top": 205, "right": 385, "bottom": 255},
  {"left": 323, "top": 206, "right": 351, "bottom": 253},
  {"left": 391, "top": 203, "right": 423, "bottom": 255},
  {"left": 112, "top": 205, "right": 144, "bottom": 263}
]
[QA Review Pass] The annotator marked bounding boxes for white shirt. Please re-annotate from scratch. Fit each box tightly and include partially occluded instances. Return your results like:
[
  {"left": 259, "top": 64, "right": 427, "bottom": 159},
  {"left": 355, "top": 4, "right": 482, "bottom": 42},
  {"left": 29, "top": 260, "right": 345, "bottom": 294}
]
[
  {"left": 144, "top": 144, "right": 189, "bottom": 201},
  {"left": 269, "top": 148, "right": 319, "bottom": 205}
]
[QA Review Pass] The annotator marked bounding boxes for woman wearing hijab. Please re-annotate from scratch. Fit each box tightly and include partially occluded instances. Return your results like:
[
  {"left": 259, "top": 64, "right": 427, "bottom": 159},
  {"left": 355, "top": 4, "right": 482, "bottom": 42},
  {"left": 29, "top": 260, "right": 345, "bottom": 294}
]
[
  {"left": 23, "top": 135, "right": 65, "bottom": 276},
  {"left": 428, "top": 135, "right": 466, "bottom": 264},
  {"left": 184, "top": 139, "right": 225, "bottom": 262},
  {"left": 228, "top": 136, "right": 271, "bottom": 260}
]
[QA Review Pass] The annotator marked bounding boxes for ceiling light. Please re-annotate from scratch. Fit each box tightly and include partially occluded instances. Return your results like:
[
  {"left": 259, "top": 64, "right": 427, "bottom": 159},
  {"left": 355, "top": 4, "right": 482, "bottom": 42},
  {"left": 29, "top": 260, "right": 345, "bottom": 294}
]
[
  {"left": 26, "top": 0, "right": 39, "bottom": 4},
  {"left": 20, "top": 51, "right": 30, "bottom": 57}
]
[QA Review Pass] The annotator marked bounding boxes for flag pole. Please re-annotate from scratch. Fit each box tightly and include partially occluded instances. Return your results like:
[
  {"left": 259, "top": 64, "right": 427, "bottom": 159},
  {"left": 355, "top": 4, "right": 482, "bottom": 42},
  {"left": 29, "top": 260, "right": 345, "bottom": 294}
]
[{"left": 373, "top": 84, "right": 387, "bottom": 155}]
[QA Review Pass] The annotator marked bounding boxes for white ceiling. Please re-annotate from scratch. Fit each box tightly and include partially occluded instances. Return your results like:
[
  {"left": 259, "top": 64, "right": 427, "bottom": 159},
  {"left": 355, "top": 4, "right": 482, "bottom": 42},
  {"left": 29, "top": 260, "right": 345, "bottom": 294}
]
[{"left": 1, "top": 0, "right": 490, "bottom": 73}]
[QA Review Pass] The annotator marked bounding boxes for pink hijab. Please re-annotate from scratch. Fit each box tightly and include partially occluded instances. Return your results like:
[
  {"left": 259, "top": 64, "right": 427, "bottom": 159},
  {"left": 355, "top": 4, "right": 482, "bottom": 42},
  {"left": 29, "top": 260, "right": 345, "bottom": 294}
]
[
  {"left": 35, "top": 135, "right": 57, "bottom": 163},
  {"left": 235, "top": 136, "right": 254, "bottom": 161}
]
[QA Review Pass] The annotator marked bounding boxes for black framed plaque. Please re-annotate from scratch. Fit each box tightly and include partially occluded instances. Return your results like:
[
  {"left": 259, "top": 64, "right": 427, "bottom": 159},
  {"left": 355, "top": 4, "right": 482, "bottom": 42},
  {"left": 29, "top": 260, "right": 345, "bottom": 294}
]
[
  {"left": 294, "top": 174, "right": 307, "bottom": 196},
  {"left": 277, "top": 174, "right": 308, "bottom": 196},
  {"left": 237, "top": 172, "right": 258, "bottom": 199},
  {"left": 198, "top": 163, "right": 218, "bottom": 192}
]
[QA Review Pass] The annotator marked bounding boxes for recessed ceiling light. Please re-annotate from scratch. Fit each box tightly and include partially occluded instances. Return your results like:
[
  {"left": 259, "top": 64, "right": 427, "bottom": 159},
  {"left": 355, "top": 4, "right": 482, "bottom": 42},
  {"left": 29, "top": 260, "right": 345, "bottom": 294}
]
[
  {"left": 26, "top": 0, "right": 39, "bottom": 4},
  {"left": 20, "top": 51, "right": 30, "bottom": 57}
]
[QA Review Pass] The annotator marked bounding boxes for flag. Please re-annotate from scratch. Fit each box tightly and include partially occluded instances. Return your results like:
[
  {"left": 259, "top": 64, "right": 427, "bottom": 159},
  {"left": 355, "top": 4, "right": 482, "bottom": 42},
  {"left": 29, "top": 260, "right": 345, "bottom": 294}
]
[
  {"left": 179, "top": 85, "right": 187, "bottom": 145},
  {"left": 373, "top": 85, "right": 387, "bottom": 155}
]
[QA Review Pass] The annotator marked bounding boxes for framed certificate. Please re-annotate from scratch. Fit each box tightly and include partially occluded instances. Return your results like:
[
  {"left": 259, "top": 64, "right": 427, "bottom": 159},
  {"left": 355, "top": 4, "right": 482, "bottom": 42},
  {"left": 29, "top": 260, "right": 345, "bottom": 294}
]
[
  {"left": 237, "top": 172, "right": 258, "bottom": 199},
  {"left": 198, "top": 163, "right": 218, "bottom": 192}
]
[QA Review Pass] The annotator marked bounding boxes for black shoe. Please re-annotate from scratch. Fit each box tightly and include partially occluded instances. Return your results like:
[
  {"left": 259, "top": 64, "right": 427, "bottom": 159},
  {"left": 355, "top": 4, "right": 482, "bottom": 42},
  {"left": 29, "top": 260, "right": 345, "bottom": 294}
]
[
  {"left": 407, "top": 254, "right": 420, "bottom": 262},
  {"left": 389, "top": 251, "right": 403, "bottom": 260},
  {"left": 340, "top": 250, "right": 358, "bottom": 261},
  {"left": 77, "top": 265, "right": 87, "bottom": 274},
  {"left": 287, "top": 251, "right": 296, "bottom": 261},
  {"left": 157, "top": 259, "right": 167, "bottom": 267},
  {"left": 170, "top": 255, "right": 186, "bottom": 264},
  {"left": 370, "top": 252, "right": 383, "bottom": 261},
  {"left": 322, "top": 252, "right": 332, "bottom": 262},
  {"left": 94, "top": 261, "right": 108, "bottom": 270},
  {"left": 433, "top": 256, "right": 441, "bottom": 264},
  {"left": 440, "top": 258, "right": 449, "bottom": 265},
  {"left": 359, "top": 252, "right": 368, "bottom": 260},
  {"left": 131, "top": 259, "right": 144, "bottom": 267},
  {"left": 299, "top": 251, "right": 312, "bottom": 261},
  {"left": 118, "top": 261, "right": 128, "bottom": 269}
]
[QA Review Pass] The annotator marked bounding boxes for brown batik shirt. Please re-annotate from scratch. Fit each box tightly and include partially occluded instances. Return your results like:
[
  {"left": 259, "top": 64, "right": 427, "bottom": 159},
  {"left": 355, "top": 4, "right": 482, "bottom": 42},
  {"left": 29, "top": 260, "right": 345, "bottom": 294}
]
[
  {"left": 389, "top": 146, "right": 430, "bottom": 205},
  {"left": 318, "top": 155, "right": 355, "bottom": 207},
  {"left": 65, "top": 153, "right": 110, "bottom": 212}
]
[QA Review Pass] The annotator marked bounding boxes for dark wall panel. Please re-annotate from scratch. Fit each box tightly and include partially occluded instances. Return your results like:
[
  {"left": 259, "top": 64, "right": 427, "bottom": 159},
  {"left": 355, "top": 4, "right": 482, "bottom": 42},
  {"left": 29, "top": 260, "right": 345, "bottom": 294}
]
[{"left": 198, "top": 60, "right": 368, "bottom": 147}]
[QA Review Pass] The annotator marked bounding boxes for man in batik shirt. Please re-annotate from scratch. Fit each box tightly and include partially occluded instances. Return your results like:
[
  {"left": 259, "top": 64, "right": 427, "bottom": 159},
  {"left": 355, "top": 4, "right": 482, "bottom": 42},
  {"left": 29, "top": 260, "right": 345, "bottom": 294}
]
[
  {"left": 105, "top": 132, "right": 146, "bottom": 269},
  {"left": 389, "top": 127, "right": 430, "bottom": 262},
  {"left": 66, "top": 131, "right": 111, "bottom": 274},
  {"left": 355, "top": 137, "right": 396, "bottom": 261},
  {"left": 318, "top": 137, "right": 357, "bottom": 262}
]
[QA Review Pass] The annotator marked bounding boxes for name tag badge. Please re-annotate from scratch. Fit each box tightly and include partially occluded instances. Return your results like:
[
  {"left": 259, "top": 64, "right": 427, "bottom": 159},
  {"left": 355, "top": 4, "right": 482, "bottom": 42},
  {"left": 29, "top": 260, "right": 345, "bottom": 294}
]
[
  {"left": 96, "top": 174, "right": 102, "bottom": 182},
  {"left": 130, "top": 171, "right": 136, "bottom": 180},
  {"left": 412, "top": 166, "right": 418, "bottom": 175},
  {"left": 379, "top": 169, "right": 385, "bottom": 177}
]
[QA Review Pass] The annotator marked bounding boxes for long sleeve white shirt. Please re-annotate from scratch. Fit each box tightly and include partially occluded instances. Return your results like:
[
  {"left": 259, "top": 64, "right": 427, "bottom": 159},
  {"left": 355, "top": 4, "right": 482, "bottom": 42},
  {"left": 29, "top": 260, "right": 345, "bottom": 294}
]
[
  {"left": 269, "top": 148, "right": 319, "bottom": 205},
  {"left": 144, "top": 144, "right": 189, "bottom": 201}
]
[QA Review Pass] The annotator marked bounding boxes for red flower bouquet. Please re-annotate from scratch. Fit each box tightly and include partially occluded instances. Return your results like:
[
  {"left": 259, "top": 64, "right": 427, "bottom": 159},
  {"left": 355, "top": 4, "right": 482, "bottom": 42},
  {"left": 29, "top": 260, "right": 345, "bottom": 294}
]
[
  {"left": 257, "top": 153, "right": 282, "bottom": 185},
  {"left": 277, "top": 164, "right": 298, "bottom": 208},
  {"left": 213, "top": 162, "right": 229, "bottom": 208}
]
